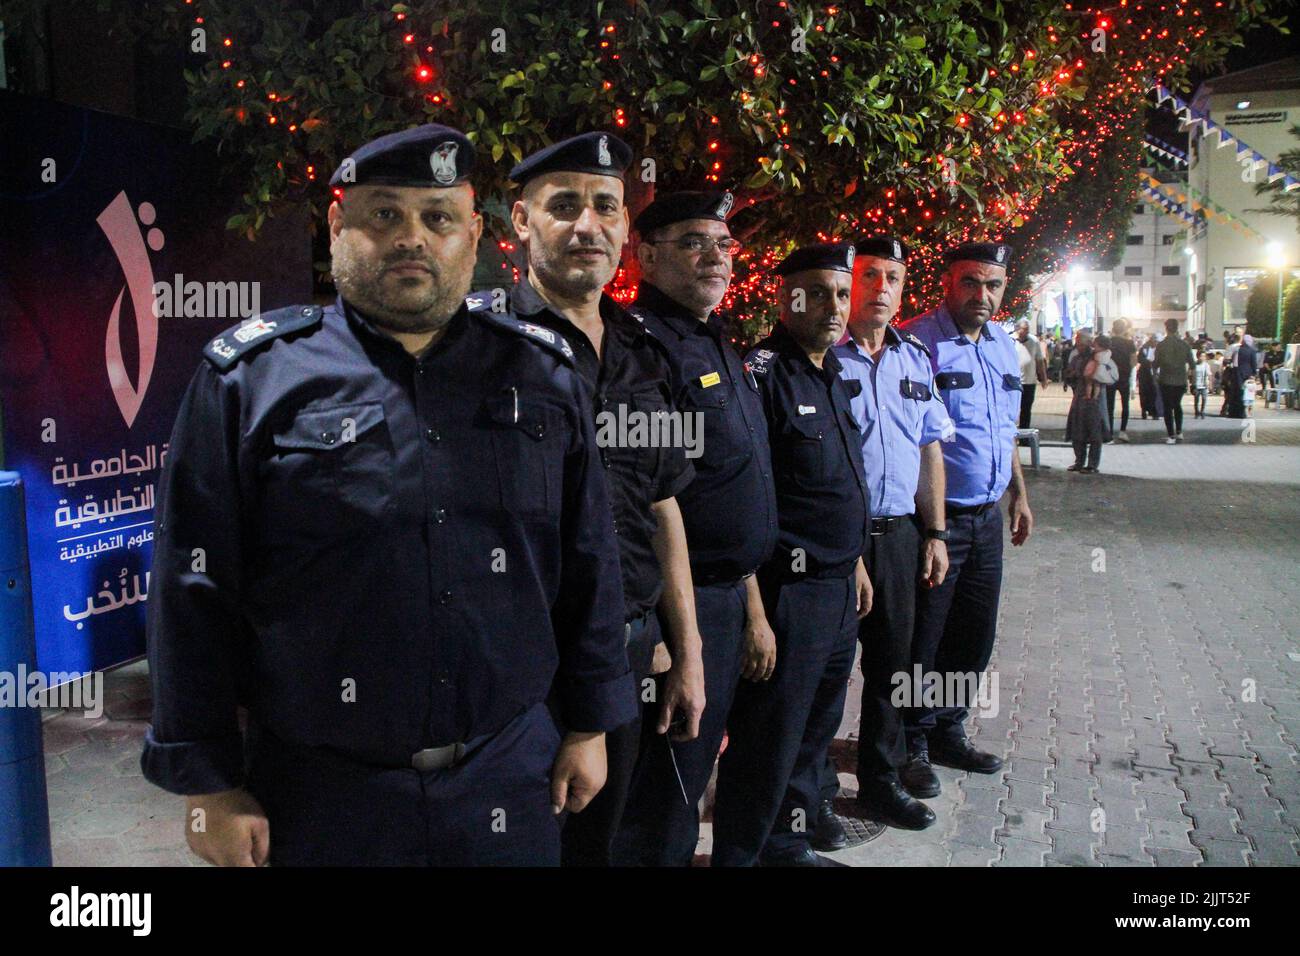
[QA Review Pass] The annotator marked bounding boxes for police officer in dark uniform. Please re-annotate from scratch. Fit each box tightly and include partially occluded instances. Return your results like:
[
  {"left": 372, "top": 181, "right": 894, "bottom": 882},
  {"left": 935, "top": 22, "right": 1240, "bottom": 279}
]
[
  {"left": 711, "top": 243, "right": 873, "bottom": 867},
  {"left": 499, "top": 133, "right": 705, "bottom": 867},
  {"left": 898, "top": 242, "right": 1034, "bottom": 797},
  {"left": 828, "top": 236, "right": 952, "bottom": 831},
  {"left": 609, "top": 191, "right": 779, "bottom": 866},
  {"left": 141, "top": 124, "right": 634, "bottom": 866}
]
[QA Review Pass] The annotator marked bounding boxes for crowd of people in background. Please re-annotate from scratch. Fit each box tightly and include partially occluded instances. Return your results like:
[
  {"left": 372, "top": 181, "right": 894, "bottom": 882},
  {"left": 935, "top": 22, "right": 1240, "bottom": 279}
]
[{"left": 1020, "top": 318, "right": 1296, "bottom": 471}]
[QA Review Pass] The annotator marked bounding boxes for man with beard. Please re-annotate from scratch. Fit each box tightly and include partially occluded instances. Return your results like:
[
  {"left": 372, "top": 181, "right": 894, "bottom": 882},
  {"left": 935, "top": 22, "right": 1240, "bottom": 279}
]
[
  {"left": 142, "top": 125, "right": 633, "bottom": 866},
  {"left": 496, "top": 133, "right": 705, "bottom": 867},
  {"left": 827, "top": 236, "right": 953, "bottom": 831},
  {"left": 610, "top": 191, "right": 780, "bottom": 866},
  {"left": 711, "top": 243, "right": 873, "bottom": 867},
  {"left": 898, "top": 242, "right": 1033, "bottom": 799}
]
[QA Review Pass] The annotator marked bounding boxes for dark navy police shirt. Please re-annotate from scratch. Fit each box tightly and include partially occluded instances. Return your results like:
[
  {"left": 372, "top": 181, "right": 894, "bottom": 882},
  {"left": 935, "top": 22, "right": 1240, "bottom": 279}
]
[
  {"left": 505, "top": 278, "right": 694, "bottom": 621},
  {"left": 142, "top": 297, "right": 634, "bottom": 795},
  {"left": 628, "top": 282, "right": 778, "bottom": 585},
  {"left": 746, "top": 322, "right": 871, "bottom": 579}
]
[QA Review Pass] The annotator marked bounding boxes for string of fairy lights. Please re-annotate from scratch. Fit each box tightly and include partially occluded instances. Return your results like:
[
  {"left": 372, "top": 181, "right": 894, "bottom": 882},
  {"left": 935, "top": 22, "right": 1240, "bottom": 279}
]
[{"left": 178, "top": 0, "right": 1265, "bottom": 334}]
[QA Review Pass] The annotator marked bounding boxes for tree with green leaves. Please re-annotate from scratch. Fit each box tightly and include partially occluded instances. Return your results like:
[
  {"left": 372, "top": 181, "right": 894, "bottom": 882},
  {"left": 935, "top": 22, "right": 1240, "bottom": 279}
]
[
  {"left": 3, "top": 0, "right": 1287, "bottom": 336},
  {"left": 1251, "top": 123, "right": 1300, "bottom": 234}
]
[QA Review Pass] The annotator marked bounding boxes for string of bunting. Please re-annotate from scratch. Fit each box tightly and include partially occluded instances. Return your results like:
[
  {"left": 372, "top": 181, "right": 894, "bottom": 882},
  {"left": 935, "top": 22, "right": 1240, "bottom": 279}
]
[
  {"left": 1139, "top": 183, "right": 1198, "bottom": 227},
  {"left": 1138, "top": 170, "right": 1266, "bottom": 240},
  {"left": 1143, "top": 136, "right": 1188, "bottom": 167},
  {"left": 1150, "top": 83, "right": 1300, "bottom": 193}
]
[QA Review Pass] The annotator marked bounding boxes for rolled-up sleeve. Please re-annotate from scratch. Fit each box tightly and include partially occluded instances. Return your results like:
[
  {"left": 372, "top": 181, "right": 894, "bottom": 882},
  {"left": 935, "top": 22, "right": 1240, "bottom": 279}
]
[
  {"left": 551, "top": 373, "right": 637, "bottom": 732},
  {"left": 140, "top": 361, "right": 250, "bottom": 794}
]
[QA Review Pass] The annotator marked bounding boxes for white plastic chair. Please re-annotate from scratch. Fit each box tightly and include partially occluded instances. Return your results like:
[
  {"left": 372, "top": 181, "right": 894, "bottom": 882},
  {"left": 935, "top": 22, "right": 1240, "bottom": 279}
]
[{"left": 1265, "top": 368, "right": 1295, "bottom": 409}]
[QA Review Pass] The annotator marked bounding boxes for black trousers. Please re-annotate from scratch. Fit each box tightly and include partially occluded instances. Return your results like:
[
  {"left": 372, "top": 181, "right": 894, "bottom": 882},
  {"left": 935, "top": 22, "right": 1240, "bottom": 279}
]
[
  {"left": 613, "top": 578, "right": 749, "bottom": 867},
  {"left": 854, "top": 519, "right": 922, "bottom": 784},
  {"left": 712, "top": 571, "right": 858, "bottom": 866},
  {"left": 1104, "top": 381, "right": 1130, "bottom": 433},
  {"left": 1160, "top": 384, "right": 1186, "bottom": 436},
  {"left": 559, "top": 615, "right": 658, "bottom": 867},
  {"left": 246, "top": 702, "right": 562, "bottom": 866},
  {"left": 1018, "top": 384, "right": 1037, "bottom": 429},
  {"left": 905, "top": 505, "right": 1003, "bottom": 750}
]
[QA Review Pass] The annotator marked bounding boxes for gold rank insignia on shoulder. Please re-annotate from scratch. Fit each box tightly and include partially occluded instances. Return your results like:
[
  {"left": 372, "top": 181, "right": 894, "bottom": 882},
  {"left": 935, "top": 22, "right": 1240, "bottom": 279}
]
[{"left": 699, "top": 371, "right": 721, "bottom": 388}]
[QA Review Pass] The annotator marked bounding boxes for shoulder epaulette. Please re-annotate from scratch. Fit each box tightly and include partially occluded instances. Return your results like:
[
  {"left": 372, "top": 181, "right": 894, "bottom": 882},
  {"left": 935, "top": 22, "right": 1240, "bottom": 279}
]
[
  {"left": 473, "top": 307, "right": 575, "bottom": 364},
  {"left": 900, "top": 330, "right": 931, "bottom": 356},
  {"left": 745, "top": 348, "right": 777, "bottom": 376},
  {"left": 204, "top": 305, "right": 323, "bottom": 370}
]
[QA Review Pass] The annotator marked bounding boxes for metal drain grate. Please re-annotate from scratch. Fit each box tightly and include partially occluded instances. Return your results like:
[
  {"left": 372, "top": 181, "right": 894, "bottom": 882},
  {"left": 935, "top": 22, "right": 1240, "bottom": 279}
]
[{"left": 830, "top": 800, "right": 889, "bottom": 848}]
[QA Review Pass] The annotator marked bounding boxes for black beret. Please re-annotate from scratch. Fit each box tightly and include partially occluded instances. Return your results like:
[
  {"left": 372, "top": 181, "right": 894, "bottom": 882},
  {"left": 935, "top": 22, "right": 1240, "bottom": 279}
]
[
  {"left": 774, "top": 242, "right": 856, "bottom": 277},
  {"left": 634, "top": 190, "right": 736, "bottom": 235},
  {"left": 942, "top": 241, "right": 1013, "bottom": 268},
  {"left": 329, "top": 124, "right": 474, "bottom": 189},
  {"left": 509, "top": 131, "right": 632, "bottom": 186},
  {"left": 854, "top": 235, "right": 909, "bottom": 265}
]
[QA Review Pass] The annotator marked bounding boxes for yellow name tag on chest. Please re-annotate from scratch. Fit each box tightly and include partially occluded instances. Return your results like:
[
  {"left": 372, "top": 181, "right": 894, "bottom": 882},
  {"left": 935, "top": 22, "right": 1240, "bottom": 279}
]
[{"left": 699, "top": 372, "right": 721, "bottom": 388}]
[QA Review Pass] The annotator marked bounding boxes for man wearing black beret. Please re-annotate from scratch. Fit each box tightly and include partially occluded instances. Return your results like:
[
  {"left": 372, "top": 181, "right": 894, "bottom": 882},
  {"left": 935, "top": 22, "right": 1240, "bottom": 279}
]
[
  {"left": 825, "top": 235, "right": 952, "bottom": 832},
  {"left": 142, "top": 124, "right": 634, "bottom": 865},
  {"left": 898, "top": 241, "right": 1034, "bottom": 797},
  {"left": 495, "top": 132, "right": 707, "bottom": 867},
  {"left": 610, "top": 191, "right": 780, "bottom": 866},
  {"left": 711, "top": 242, "right": 873, "bottom": 866}
]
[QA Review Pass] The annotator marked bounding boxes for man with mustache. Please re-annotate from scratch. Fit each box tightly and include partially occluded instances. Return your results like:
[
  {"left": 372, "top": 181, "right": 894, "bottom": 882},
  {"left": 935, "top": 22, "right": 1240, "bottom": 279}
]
[
  {"left": 498, "top": 133, "right": 705, "bottom": 866},
  {"left": 897, "top": 242, "right": 1034, "bottom": 798},
  {"left": 711, "top": 243, "right": 873, "bottom": 867},
  {"left": 611, "top": 191, "right": 779, "bottom": 866},
  {"left": 825, "top": 236, "right": 953, "bottom": 832},
  {"left": 142, "top": 125, "right": 633, "bottom": 865}
]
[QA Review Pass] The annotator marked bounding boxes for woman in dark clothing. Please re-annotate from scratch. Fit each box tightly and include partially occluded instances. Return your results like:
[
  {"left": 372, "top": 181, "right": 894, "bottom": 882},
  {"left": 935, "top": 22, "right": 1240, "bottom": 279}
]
[
  {"left": 1066, "top": 339, "right": 1108, "bottom": 473},
  {"left": 1106, "top": 319, "right": 1138, "bottom": 440},
  {"left": 1136, "top": 336, "right": 1160, "bottom": 420},
  {"left": 1216, "top": 330, "right": 1248, "bottom": 416}
]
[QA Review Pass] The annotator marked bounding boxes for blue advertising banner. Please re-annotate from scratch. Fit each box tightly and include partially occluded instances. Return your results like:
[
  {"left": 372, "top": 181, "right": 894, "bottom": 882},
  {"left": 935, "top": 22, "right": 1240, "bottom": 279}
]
[{"left": 0, "top": 91, "right": 311, "bottom": 675}]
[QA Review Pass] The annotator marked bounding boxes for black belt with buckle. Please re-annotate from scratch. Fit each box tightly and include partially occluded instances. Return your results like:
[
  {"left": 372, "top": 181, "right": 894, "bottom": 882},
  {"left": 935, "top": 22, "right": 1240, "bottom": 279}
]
[
  {"left": 410, "top": 742, "right": 467, "bottom": 772},
  {"left": 410, "top": 726, "right": 498, "bottom": 772},
  {"left": 870, "top": 516, "right": 907, "bottom": 536},
  {"left": 946, "top": 501, "right": 995, "bottom": 518}
]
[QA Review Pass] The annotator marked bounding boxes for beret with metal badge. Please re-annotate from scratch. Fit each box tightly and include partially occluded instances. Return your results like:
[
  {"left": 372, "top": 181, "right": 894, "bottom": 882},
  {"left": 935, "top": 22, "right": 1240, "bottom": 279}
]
[{"left": 328, "top": 123, "right": 475, "bottom": 189}]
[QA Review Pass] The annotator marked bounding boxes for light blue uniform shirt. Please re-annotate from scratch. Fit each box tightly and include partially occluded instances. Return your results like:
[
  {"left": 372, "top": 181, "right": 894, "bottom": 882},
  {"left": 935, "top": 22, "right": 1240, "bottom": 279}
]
[
  {"left": 900, "top": 304, "right": 1022, "bottom": 507},
  {"left": 835, "top": 326, "right": 953, "bottom": 518}
]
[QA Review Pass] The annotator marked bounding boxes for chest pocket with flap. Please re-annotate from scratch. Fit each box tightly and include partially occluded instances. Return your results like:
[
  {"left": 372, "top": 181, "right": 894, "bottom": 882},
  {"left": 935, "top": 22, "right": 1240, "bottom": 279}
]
[
  {"left": 265, "top": 401, "right": 394, "bottom": 529},
  {"left": 484, "top": 390, "right": 567, "bottom": 518}
]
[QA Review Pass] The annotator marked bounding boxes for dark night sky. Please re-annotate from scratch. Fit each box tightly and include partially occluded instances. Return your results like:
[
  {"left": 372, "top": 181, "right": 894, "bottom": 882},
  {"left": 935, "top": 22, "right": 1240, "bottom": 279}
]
[{"left": 1147, "top": 9, "right": 1297, "bottom": 155}]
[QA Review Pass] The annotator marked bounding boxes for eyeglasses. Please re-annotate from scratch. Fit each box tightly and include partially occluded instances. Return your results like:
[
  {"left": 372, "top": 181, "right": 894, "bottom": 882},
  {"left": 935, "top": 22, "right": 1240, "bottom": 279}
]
[{"left": 646, "top": 235, "right": 742, "bottom": 256}]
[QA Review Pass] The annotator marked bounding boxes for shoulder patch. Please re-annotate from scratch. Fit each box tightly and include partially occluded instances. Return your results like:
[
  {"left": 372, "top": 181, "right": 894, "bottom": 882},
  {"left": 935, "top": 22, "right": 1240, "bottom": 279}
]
[
  {"left": 473, "top": 309, "right": 575, "bottom": 364},
  {"left": 204, "top": 305, "right": 323, "bottom": 370},
  {"left": 745, "top": 348, "right": 777, "bottom": 376},
  {"left": 900, "top": 330, "right": 931, "bottom": 356}
]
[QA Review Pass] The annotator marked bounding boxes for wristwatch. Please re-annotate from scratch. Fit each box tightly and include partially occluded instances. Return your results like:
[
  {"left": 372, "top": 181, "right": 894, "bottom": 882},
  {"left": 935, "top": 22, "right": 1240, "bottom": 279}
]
[{"left": 924, "top": 528, "right": 950, "bottom": 541}]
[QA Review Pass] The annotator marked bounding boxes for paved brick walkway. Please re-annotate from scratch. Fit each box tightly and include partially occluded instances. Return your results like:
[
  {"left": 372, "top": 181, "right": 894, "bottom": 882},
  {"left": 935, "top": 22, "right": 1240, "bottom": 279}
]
[{"left": 40, "top": 392, "right": 1300, "bottom": 866}]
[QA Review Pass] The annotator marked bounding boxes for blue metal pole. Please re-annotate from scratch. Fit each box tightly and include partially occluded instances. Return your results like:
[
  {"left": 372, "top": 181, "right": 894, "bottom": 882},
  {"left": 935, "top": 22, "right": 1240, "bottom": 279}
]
[{"left": 0, "top": 471, "right": 53, "bottom": 866}]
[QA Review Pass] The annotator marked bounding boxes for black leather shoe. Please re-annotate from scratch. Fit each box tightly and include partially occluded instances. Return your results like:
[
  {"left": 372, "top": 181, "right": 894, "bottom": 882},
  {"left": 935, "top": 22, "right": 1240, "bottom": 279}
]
[
  {"left": 899, "top": 752, "right": 941, "bottom": 799},
  {"left": 929, "top": 735, "right": 1003, "bottom": 774},
  {"left": 811, "top": 799, "right": 848, "bottom": 851},
  {"left": 857, "top": 780, "right": 937, "bottom": 830},
  {"left": 760, "top": 844, "right": 848, "bottom": 867}
]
